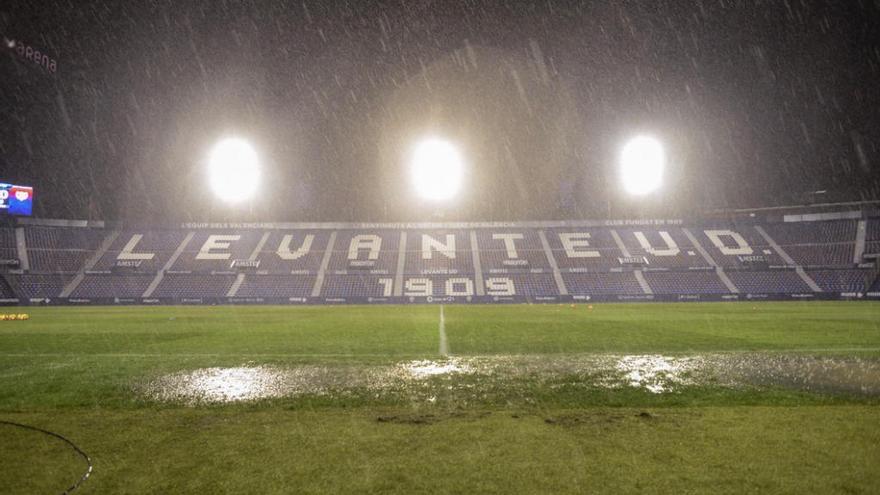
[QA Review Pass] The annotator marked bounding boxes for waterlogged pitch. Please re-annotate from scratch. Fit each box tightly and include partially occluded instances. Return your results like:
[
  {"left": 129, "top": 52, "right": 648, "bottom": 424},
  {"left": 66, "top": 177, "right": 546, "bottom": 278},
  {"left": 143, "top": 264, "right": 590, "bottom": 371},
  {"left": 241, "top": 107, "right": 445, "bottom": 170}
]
[{"left": 1, "top": 302, "right": 879, "bottom": 494}]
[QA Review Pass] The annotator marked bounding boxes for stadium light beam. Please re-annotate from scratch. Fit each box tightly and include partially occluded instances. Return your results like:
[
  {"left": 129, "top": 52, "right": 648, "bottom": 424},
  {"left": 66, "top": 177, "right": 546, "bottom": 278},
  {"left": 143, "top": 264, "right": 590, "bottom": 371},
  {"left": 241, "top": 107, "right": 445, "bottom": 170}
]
[
  {"left": 619, "top": 135, "right": 665, "bottom": 196},
  {"left": 410, "top": 137, "right": 464, "bottom": 201},
  {"left": 208, "top": 137, "right": 260, "bottom": 203}
]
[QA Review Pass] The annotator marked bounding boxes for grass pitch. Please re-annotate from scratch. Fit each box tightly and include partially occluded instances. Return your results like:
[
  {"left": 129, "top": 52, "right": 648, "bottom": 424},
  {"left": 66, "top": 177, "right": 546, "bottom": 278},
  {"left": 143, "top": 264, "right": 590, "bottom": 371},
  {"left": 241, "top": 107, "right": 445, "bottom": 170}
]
[{"left": 1, "top": 302, "right": 879, "bottom": 493}]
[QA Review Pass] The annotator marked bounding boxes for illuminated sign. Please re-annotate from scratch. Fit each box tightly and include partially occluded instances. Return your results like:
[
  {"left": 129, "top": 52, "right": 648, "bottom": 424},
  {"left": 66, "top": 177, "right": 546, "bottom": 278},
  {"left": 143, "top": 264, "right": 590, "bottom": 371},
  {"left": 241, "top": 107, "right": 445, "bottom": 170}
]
[{"left": 0, "top": 183, "right": 34, "bottom": 216}]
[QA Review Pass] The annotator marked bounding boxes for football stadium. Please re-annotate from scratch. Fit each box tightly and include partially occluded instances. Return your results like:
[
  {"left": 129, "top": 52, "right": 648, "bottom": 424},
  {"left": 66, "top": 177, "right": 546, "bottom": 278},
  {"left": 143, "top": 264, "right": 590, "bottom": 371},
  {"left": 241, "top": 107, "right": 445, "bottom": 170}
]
[{"left": 3, "top": 1, "right": 880, "bottom": 494}]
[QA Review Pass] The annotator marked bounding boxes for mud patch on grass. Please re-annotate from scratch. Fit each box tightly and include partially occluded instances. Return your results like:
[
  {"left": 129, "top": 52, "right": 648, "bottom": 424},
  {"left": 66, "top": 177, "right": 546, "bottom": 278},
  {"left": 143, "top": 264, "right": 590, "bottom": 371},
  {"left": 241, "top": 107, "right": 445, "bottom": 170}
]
[
  {"left": 376, "top": 414, "right": 439, "bottom": 425},
  {"left": 544, "top": 412, "right": 628, "bottom": 427}
]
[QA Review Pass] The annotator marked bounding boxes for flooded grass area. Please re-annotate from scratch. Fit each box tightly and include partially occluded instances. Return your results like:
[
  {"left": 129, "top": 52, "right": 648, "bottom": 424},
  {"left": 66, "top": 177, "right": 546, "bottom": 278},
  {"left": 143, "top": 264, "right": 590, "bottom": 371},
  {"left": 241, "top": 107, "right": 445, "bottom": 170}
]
[
  {"left": 3, "top": 304, "right": 880, "bottom": 493},
  {"left": 139, "top": 353, "right": 880, "bottom": 405}
]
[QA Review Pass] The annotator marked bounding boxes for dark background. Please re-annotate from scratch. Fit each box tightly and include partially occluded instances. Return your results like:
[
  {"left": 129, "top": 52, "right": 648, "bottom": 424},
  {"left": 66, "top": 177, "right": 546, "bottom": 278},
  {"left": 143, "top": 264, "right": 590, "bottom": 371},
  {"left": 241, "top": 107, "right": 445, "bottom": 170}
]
[{"left": 2, "top": 0, "right": 879, "bottom": 222}]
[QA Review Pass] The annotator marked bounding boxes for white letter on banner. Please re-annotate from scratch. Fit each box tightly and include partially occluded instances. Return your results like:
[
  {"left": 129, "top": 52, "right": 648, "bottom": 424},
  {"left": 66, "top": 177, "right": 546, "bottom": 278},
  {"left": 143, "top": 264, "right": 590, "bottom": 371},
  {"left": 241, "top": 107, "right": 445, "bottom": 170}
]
[
  {"left": 422, "top": 234, "right": 456, "bottom": 259},
  {"left": 633, "top": 231, "right": 680, "bottom": 256},
  {"left": 492, "top": 233, "right": 523, "bottom": 259},
  {"left": 117, "top": 234, "right": 155, "bottom": 260},
  {"left": 559, "top": 233, "right": 600, "bottom": 258},
  {"left": 277, "top": 234, "right": 314, "bottom": 260},
  {"left": 196, "top": 235, "right": 240, "bottom": 260},
  {"left": 405, "top": 278, "right": 432, "bottom": 296},
  {"left": 704, "top": 230, "right": 754, "bottom": 256},
  {"left": 485, "top": 277, "right": 515, "bottom": 296},
  {"left": 348, "top": 235, "right": 381, "bottom": 260},
  {"left": 445, "top": 278, "right": 474, "bottom": 296}
]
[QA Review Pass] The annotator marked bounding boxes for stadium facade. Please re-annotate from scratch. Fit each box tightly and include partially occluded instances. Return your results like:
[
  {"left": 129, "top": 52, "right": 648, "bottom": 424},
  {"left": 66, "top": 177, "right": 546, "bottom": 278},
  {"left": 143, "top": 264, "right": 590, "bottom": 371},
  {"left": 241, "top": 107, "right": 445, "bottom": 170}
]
[{"left": 1, "top": 210, "right": 879, "bottom": 305}]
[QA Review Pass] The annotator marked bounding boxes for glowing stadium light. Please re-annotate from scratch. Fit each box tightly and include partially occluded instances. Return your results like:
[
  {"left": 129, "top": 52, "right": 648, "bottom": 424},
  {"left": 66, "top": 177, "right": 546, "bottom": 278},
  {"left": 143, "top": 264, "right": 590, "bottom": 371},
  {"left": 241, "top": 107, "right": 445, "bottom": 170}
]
[
  {"left": 410, "top": 138, "right": 464, "bottom": 201},
  {"left": 619, "top": 135, "right": 665, "bottom": 196},
  {"left": 208, "top": 138, "right": 260, "bottom": 203}
]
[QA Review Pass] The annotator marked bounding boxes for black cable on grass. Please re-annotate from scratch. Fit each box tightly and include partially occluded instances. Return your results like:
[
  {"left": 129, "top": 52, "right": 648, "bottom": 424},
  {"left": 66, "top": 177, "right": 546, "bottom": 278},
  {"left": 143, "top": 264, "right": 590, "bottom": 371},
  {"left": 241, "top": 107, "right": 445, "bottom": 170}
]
[{"left": 0, "top": 420, "right": 92, "bottom": 494}]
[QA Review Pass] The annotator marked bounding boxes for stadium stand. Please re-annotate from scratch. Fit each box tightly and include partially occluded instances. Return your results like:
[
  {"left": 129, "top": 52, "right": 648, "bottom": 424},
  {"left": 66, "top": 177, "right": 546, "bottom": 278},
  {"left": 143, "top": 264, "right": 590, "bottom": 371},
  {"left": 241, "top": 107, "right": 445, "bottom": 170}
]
[
  {"left": 612, "top": 228, "right": 711, "bottom": 269},
  {"left": 235, "top": 274, "right": 315, "bottom": 299},
  {"left": 0, "top": 275, "right": 17, "bottom": 299},
  {"left": 805, "top": 269, "right": 870, "bottom": 293},
  {"left": 563, "top": 272, "right": 644, "bottom": 296},
  {"left": 725, "top": 269, "right": 811, "bottom": 294},
  {"left": 71, "top": 274, "right": 156, "bottom": 298},
  {"left": 250, "top": 230, "right": 329, "bottom": 274},
  {"left": 92, "top": 230, "right": 191, "bottom": 273},
  {"left": 0, "top": 227, "right": 17, "bottom": 264},
  {"left": 25, "top": 226, "right": 106, "bottom": 273},
  {"left": 1, "top": 215, "right": 877, "bottom": 305},
  {"left": 6, "top": 273, "right": 73, "bottom": 300},
  {"left": 866, "top": 218, "right": 880, "bottom": 256},
  {"left": 761, "top": 220, "right": 857, "bottom": 266},
  {"left": 642, "top": 270, "right": 730, "bottom": 295},
  {"left": 152, "top": 273, "right": 238, "bottom": 298},
  {"left": 696, "top": 223, "right": 786, "bottom": 268}
]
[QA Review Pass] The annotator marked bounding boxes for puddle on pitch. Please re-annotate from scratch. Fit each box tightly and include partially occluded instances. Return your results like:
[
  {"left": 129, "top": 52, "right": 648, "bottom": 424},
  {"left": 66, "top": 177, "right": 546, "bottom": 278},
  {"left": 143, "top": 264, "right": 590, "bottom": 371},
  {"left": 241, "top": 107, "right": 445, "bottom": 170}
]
[
  {"left": 710, "top": 354, "right": 880, "bottom": 396},
  {"left": 139, "top": 354, "right": 880, "bottom": 404},
  {"left": 398, "top": 358, "right": 474, "bottom": 379},
  {"left": 612, "top": 355, "right": 702, "bottom": 393},
  {"left": 140, "top": 365, "right": 380, "bottom": 404}
]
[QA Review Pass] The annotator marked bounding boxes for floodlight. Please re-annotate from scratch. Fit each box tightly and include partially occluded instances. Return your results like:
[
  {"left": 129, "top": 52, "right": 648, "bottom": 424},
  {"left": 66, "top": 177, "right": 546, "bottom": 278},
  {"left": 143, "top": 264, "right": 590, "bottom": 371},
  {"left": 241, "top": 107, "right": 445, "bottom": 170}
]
[
  {"left": 620, "top": 135, "right": 665, "bottom": 196},
  {"left": 208, "top": 138, "right": 260, "bottom": 203},
  {"left": 410, "top": 138, "right": 464, "bottom": 201}
]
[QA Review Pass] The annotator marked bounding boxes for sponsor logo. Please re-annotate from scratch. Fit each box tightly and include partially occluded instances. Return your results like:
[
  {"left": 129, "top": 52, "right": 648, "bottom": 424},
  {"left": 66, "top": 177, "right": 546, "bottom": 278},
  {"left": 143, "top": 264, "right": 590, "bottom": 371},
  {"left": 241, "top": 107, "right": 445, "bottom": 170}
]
[
  {"left": 5, "top": 38, "right": 57, "bottom": 73},
  {"left": 426, "top": 296, "right": 454, "bottom": 303},
  {"left": 115, "top": 260, "right": 143, "bottom": 267},
  {"left": 840, "top": 292, "right": 863, "bottom": 298},
  {"left": 618, "top": 256, "right": 647, "bottom": 265},
  {"left": 231, "top": 259, "right": 260, "bottom": 269},
  {"left": 737, "top": 255, "right": 767, "bottom": 263},
  {"left": 228, "top": 297, "right": 265, "bottom": 303}
]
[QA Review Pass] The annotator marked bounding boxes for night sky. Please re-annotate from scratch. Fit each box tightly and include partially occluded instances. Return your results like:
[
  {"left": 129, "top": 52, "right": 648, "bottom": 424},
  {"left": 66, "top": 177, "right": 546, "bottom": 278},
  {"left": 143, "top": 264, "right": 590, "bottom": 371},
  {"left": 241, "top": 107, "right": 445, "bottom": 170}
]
[{"left": 2, "top": 0, "right": 879, "bottom": 223}]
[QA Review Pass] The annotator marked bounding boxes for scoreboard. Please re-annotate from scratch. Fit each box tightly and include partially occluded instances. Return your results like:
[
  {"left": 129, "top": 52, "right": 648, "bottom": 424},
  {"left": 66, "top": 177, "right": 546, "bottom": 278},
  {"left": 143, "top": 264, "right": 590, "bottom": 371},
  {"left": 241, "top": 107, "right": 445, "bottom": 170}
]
[{"left": 0, "top": 183, "right": 33, "bottom": 216}]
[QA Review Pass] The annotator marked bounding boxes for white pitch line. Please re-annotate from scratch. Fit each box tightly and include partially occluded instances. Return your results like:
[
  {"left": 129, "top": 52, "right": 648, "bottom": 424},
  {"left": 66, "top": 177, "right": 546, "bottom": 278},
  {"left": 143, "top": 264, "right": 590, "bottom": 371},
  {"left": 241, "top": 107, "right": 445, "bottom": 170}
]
[{"left": 439, "top": 304, "right": 449, "bottom": 357}]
